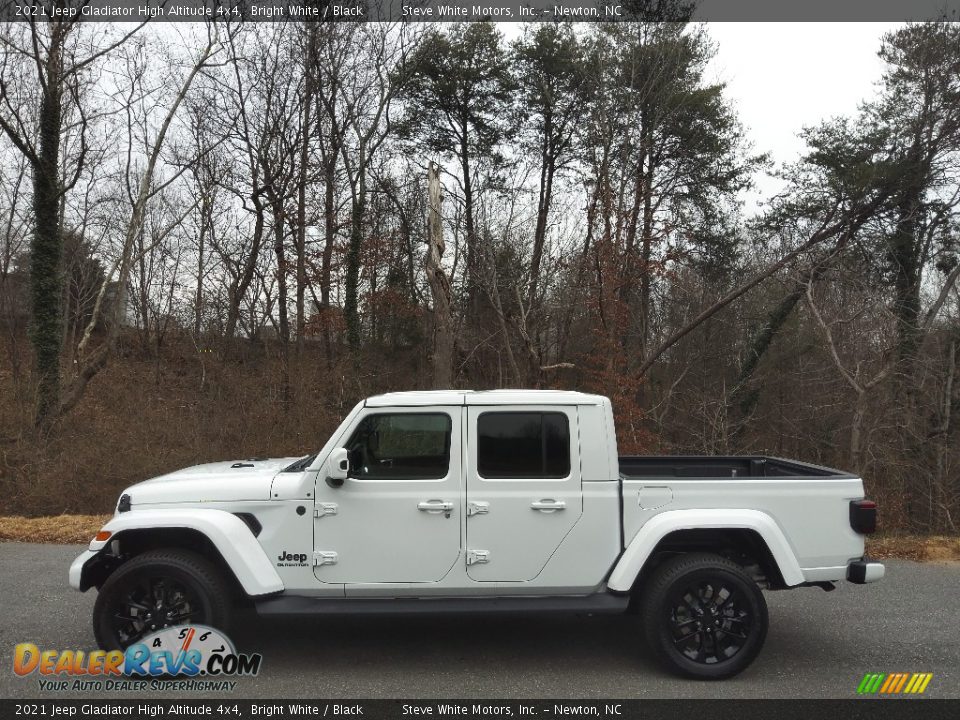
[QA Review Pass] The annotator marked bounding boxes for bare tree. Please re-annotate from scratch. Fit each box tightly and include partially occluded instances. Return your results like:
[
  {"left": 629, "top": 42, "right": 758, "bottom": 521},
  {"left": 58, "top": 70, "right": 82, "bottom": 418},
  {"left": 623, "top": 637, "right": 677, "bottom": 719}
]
[
  {"left": 0, "top": 14, "right": 147, "bottom": 425},
  {"left": 61, "top": 23, "right": 224, "bottom": 417}
]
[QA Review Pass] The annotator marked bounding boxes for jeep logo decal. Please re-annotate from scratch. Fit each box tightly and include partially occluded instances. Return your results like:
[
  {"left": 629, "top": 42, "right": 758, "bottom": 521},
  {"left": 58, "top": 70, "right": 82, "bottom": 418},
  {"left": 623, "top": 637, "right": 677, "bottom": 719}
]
[{"left": 277, "top": 551, "right": 308, "bottom": 566}]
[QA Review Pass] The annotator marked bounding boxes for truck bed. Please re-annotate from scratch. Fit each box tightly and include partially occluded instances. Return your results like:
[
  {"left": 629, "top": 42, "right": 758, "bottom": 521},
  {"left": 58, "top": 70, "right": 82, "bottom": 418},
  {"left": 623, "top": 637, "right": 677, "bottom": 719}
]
[
  {"left": 619, "top": 455, "right": 852, "bottom": 479},
  {"left": 616, "top": 455, "right": 865, "bottom": 579}
]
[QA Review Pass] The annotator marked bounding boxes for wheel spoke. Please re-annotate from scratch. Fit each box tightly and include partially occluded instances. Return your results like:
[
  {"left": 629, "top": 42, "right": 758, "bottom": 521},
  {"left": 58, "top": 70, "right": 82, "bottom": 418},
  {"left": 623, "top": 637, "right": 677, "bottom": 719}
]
[
  {"left": 665, "top": 572, "right": 761, "bottom": 667},
  {"left": 717, "top": 588, "right": 735, "bottom": 610},
  {"left": 694, "top": 631, "right": 706, "bottom": 662},
  {"left": 157, "top": 579, "right": 170, "bottom": 607},
  {"left": 719, "top": 628, "right": 748, "bottom": 640},
  {"left": 681, "top": 594, "right": 701, "bottom": 615}
]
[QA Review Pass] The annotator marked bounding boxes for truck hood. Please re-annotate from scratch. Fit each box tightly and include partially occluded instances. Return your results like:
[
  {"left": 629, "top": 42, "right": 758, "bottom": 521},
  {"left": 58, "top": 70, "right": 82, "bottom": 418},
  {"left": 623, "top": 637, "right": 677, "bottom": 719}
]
[{"left": 121, "top": 457, "right": 301, "bottom": 506}]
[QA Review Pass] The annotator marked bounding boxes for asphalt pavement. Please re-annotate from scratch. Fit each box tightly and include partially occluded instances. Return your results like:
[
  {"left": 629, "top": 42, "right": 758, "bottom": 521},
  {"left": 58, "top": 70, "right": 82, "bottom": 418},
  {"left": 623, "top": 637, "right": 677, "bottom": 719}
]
[{"left": 1, "top": 543, "right": 957, "bottom": 699}]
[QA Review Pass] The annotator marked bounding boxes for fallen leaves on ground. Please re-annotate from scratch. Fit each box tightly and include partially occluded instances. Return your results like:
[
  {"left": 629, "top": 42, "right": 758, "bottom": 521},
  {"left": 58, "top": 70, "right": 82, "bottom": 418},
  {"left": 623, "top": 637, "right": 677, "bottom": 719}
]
[{"left": 0, "top": 515, "right": 110, "bottom": 544}]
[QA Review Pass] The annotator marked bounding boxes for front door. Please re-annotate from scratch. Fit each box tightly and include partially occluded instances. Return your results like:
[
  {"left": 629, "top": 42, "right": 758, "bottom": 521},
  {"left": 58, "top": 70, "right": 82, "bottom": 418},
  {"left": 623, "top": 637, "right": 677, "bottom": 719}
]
[
  {"left": 313, "top": 408, "right": 462, "bottom": 584},
  {"left": 465, "top": 406, "right": 582, "bottom": 581}
]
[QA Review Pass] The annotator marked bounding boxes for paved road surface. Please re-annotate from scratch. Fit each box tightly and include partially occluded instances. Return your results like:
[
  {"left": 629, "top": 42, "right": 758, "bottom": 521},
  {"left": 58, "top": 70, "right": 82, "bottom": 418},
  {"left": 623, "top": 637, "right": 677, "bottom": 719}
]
[{"left": 1, "top": 543, "right": 956, "bottom": 699}]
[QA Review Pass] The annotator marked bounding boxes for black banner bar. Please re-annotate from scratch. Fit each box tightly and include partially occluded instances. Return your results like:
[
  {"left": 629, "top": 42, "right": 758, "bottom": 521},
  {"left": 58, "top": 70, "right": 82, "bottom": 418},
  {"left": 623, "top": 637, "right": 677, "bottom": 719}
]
[
  {"left": 2, "top": 700, "right": 960, "bottom": 720},
  {"left": 0, "top": 0, "right": 959, "bottom": 23}
]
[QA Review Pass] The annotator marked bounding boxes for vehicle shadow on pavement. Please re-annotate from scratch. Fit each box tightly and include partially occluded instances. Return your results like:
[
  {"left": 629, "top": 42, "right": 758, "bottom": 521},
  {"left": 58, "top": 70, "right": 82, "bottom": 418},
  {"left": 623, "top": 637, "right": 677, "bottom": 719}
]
[{"left": 230, "top": 611, "right": 657, "bottom": 669}]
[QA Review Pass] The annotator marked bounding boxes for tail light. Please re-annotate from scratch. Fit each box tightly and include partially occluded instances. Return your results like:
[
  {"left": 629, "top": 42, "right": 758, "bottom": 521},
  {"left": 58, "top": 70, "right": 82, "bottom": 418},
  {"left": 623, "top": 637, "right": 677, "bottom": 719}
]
[{"left": 850, "top": 499, "right": 877, "bottom": 534}]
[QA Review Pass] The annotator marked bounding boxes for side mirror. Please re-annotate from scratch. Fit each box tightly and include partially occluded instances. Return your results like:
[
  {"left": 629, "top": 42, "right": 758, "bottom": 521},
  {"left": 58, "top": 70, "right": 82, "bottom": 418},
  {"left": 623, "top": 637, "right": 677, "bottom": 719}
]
[{"left": 326, "top": 448, "right": 349, "bottom": 488}]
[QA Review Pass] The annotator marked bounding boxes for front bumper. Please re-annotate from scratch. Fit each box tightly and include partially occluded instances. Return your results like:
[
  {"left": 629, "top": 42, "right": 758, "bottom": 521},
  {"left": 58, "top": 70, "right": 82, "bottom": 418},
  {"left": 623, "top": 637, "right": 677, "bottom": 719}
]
[
  {"left": 847, "top": 558, "right": 885, "bottom": 584},
  {"left": 69, "top": 550, "right": 99, "bottom": 591}
]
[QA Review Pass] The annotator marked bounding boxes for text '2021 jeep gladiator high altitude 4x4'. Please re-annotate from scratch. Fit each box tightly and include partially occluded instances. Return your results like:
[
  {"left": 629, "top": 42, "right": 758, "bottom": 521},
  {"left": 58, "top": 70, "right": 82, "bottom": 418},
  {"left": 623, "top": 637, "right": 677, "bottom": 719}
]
[{"left": 70, "top": 390, "right": 883, "bottom": 679}]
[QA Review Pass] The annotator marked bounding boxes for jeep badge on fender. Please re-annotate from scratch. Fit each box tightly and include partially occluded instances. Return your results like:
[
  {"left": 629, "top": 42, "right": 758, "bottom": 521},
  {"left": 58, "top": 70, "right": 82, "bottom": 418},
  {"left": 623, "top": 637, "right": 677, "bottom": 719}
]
[{"left": 276, "top": 551, "right": 308, "bottom": 566}]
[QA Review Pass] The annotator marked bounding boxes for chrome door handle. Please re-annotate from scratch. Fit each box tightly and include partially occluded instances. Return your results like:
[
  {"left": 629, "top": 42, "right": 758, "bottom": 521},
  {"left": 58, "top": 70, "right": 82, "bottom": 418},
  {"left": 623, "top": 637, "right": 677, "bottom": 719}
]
[
  {"left": 531, "top": 499, "right": 566, "bottom": 512},
  {"left": 418, "top": 500, "right": 454, "bottom": 514}
]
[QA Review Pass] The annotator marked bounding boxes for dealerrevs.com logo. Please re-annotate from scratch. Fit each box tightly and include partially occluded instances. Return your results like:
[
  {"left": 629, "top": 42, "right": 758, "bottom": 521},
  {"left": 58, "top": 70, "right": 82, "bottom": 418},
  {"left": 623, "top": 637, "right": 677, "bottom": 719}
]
[{"left": 14, "top": 625, "right": 262, "bottom": 692}]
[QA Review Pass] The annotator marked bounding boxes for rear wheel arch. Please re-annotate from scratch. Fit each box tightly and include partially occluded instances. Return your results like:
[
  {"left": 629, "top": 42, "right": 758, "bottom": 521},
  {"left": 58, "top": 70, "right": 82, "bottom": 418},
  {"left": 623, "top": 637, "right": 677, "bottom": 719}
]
[{"left": 629, "top": 528, "right": 788, "bottom": 595}]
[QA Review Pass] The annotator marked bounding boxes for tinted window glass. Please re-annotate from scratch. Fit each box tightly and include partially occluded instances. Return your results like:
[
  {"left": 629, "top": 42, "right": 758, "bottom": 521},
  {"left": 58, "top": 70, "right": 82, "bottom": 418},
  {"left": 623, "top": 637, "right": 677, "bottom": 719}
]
[
  {"left": 346, "top": 413, "right": 451, "bottom": 480},
  {"left": 477, "top": 412, "right": 570, "bottom": 479}
]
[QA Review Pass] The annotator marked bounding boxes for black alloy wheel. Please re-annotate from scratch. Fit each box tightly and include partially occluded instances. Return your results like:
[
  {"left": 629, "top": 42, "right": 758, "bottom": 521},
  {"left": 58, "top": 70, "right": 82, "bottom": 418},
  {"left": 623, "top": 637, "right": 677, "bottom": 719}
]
[
  {"left": 667, "top": 579, "right": 753, "bottom": 665},
  {"left": 111, "top": 574, "right": 204, "bottom": 645},
  {"left": 93, "top": 549, "right": 233, "bottom": 650},
  {"left": 641, "top": 552, "right": 769, "bottom": 679}
]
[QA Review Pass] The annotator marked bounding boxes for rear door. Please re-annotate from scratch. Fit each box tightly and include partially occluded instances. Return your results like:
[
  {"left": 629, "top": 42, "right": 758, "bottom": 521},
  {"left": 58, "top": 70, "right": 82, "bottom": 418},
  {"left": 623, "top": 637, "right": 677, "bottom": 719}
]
[{"left": 465, "top": 406, "right": 582, "bottom": 581}]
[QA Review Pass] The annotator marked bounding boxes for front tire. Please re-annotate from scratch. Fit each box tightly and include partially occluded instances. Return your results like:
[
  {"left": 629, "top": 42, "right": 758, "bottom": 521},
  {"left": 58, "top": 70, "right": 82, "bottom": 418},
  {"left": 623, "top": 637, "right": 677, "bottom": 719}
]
[
  {"left": 640, "top": 552, "right": 768, "bottom": 679},
  {"left": 93, "top": 549, "right": 233, "bottom": 650}
]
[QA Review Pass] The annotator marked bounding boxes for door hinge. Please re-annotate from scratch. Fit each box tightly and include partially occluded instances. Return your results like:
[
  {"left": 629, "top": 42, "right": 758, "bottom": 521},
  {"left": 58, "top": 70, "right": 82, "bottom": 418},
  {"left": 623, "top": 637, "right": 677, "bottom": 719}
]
[
  {"left": 313, "top": 551, "right": 338, "bottom": 566},
  {"left": 466, "top": 501, "right": 489, "bottom": 517},
  {"left": 314, "top": 503, "right": 338, "bottom": 518},
  {"left": 466, "top": 549, "right": 490, "bottom": 565}
]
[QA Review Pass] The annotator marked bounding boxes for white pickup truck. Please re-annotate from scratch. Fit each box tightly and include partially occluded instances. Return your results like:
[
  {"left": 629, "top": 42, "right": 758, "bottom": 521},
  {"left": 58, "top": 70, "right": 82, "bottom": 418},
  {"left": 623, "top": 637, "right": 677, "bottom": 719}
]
[{"left": 70, "top": 390, "right": 883, "bottom": 679}]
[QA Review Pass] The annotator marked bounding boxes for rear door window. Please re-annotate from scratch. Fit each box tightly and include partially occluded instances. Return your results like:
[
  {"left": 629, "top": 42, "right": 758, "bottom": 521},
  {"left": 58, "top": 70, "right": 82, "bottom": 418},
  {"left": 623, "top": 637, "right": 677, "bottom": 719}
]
[{"left": 477, "top": 412, "right": 570, "bottom": 479}]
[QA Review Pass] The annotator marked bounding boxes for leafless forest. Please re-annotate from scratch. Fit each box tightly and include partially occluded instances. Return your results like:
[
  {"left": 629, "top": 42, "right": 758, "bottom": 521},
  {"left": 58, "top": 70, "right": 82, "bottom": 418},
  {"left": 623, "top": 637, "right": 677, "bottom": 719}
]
[{"left": 0, "top": 14, "right": 958, "bottom": 531}]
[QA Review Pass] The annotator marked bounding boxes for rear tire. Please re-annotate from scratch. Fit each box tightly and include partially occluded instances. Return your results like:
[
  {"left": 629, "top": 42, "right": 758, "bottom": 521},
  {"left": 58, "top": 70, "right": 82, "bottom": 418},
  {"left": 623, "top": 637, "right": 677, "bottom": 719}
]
[
  {"left": 640, "top": 552, "right": 768, "bottom": 679},
  {"left": 93, "top": 549, "right": 233, "bottom": 650}
]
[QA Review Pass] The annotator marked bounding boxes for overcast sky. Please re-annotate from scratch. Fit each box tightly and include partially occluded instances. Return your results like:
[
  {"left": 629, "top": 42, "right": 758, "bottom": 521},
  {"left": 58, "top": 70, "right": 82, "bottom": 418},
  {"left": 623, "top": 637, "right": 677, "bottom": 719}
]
[{"left": 705, "top": 22, "right": 905, "bottom": 205}]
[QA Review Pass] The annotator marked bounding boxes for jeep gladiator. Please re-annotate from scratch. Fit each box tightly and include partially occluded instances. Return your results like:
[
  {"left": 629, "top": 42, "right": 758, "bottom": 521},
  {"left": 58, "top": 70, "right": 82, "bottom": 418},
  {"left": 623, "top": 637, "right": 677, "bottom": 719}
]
[{"left": 70, "top": 390, "right": 883, "bottom": 678}]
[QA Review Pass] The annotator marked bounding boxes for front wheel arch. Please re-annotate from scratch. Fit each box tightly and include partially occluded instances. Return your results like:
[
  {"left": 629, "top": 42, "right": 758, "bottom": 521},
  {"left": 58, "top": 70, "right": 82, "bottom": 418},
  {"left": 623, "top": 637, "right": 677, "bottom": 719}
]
[{"left": 88, "top": 528, "right": 249, "bottom": 604}]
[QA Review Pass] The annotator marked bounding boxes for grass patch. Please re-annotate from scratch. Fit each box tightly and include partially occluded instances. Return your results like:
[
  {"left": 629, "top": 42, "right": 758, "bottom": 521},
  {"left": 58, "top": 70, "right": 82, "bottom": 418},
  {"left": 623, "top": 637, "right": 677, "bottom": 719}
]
[
  {"left": 867, "top": 534, "right": 960, "bottom": 562},
  {"left": 0, "top": 515, "right": 110, "bottom": 544}
]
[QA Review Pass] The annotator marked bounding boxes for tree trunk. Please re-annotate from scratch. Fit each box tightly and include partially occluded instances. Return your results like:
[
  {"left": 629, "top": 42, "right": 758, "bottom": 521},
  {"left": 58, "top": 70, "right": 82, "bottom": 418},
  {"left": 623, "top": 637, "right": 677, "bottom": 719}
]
[
  {"left": 295, "top": 61, "right": 314, "bottom": 356},
  {"left": 224, "top": 200, "right": 265, "bottom": 347},
  {"left": 460, "top": 130, "right": 478, "bottom": 311},
  {"left": 195, "top": 207, "right": 206, "bottom": 337},
  {"left": 425, "top": 162, "right": 454, "bottom": 389},
  {"left": 890, "top": 190, "right": 923, "bottom": 376},
  {"left": 320, "top": 153, "right": 337, "bottom": 366},
  {"left": 849, "top": 391, "right": 868, "bottom": 474},
  {"left": 528, "top": 113, "right": 554, "bottom": 304},
  {"left": 30, "top": 30, "right": 67, "bottom": 426},
  {"left": 344, "top": 182, "right": 364, "bottom": 351},
  {"left": 273, "top": 203, "right": 291, "bottom": 403}
]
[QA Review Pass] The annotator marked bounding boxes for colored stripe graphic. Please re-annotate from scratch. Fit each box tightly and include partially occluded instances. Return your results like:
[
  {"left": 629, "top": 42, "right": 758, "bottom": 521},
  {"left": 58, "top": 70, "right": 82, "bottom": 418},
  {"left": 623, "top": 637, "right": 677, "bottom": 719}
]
[{"left": 857, "top": 673, "right": 933, "bottom": 695}]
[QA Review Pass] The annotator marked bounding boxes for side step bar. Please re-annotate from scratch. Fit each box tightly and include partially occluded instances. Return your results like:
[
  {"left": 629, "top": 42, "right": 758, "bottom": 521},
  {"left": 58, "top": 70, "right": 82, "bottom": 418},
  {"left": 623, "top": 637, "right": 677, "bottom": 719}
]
[{"left": 255, "top": 593, "right": 630, "bottom": 617}]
